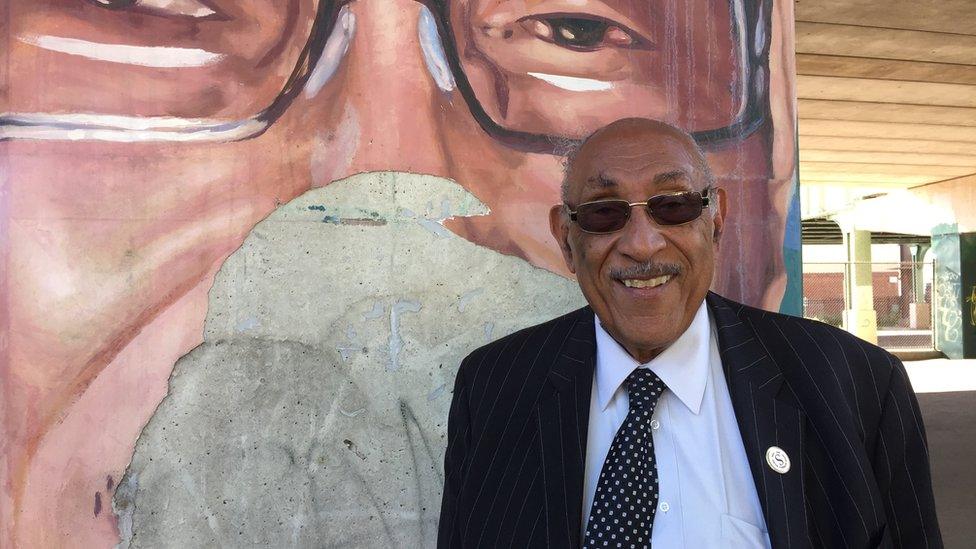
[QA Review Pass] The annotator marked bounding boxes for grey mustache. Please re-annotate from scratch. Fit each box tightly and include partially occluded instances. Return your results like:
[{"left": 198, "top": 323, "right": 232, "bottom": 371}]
[{"left": 610, "top": 262, "right": 681, "bottom": 280}]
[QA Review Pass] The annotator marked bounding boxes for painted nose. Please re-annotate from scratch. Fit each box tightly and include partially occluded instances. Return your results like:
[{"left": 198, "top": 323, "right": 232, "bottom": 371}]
[
  {"left": 315, "top": 0, "right": 456, "bottom": 177},
  {"left": 614, "top": 207, "right": 668, "bottom": 262}
]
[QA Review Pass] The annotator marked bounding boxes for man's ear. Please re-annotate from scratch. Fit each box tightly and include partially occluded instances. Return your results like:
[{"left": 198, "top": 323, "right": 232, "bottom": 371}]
[
  {"left": 712, "top": 187, "right": 728, "bottom": 243},
  {"left": 549, "top": 204, "right": 577, "bottom": 274}
]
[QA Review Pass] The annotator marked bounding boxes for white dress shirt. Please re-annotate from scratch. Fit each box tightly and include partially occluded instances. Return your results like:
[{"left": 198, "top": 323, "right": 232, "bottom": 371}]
[{"left": 582, "top": 302, "right": 772, "bottom": 548}]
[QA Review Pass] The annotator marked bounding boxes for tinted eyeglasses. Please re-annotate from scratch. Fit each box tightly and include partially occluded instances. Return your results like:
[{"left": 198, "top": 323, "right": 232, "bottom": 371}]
[{"left": 567, "top": 189, "right": 712, "bottom": 234}]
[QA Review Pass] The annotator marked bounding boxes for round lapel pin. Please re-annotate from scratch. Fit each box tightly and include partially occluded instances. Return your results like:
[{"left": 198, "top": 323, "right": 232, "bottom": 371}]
[{"left": 765, "top": 446, "right": 791, "bottom": 474}]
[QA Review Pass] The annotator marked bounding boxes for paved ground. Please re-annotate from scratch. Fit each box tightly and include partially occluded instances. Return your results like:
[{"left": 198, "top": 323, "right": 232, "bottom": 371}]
[{"left": 906, "top": 359, "right": 976, "bottom": 548}]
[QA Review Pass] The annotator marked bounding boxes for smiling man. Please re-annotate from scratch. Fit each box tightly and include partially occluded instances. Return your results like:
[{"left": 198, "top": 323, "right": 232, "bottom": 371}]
[{"left": 437, "top": 118, "right": 942, "bottom": 548}]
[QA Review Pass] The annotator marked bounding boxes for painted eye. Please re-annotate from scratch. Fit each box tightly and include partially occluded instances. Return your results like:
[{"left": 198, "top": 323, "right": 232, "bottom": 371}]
[
  {"left": 13, "top": 0, "right": 310, "bottom": 123},
  {"left": 86, "top": 0, "right": 218, "bottom": 18},
  {"left": 519, "top": 15, "right": 649, "bottom": 51}
]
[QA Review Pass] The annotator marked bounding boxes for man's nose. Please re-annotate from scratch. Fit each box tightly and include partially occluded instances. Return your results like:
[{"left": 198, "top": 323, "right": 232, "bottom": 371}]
[
  {"left": 321, "top": 0, "right": 456, "bottom": 176},
  {"left": 614, "top": 207, "right": 668, "bottom": 261}
]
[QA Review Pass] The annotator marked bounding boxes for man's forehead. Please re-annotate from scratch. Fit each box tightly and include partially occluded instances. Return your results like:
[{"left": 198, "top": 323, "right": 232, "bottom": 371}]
[
  {"left": 575, "top": 127, "right": 696, "bottom": 170},
  {"left": 571, "top": 144, "right": 699, "bottom": 195},
  {"left": 589, "top": 132, "right": 693, "bottom": 163},
  {"left": 563, "top": 120, "right": 706, "bottom": 199},
  {"left": 582, "top": 168, "right": 693, "bottom": 190}
]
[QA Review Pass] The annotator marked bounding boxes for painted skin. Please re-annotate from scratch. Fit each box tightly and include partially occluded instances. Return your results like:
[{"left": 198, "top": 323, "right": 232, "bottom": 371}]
[{"left": 2, "top": 0, "right": 795, "bottom": 546}]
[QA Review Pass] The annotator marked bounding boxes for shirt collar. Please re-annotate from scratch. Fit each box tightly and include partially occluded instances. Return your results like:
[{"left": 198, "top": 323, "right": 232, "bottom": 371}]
[{"left": 593, "top": 300, "right": 710, "bottom": 415}]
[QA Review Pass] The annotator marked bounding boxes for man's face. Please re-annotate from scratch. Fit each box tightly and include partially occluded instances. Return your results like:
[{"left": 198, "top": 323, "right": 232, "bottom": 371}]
[{"left": 550, "top": 121, "right": 726, "bottom": 362}]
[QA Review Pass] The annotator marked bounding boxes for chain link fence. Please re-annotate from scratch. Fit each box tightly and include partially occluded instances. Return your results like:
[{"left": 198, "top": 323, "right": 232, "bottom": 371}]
[{"left": 803, "top": 261, "right": 935, "bottom": 351}]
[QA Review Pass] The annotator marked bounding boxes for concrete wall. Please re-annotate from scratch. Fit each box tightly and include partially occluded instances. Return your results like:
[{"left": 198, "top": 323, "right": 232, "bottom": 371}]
[
  {"left": 116, "top": 174, "right": 585, "bottom": 547},
  {"left": 1, "top": 1, "right": 799, "bottom": 546}
]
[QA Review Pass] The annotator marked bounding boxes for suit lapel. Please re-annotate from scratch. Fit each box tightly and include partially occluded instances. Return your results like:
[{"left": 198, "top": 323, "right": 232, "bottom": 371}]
[
  {"left": 707, "top": 293, "right": 809, "bottom": 549},
  {"left": 537, "top": 308, "right": 595, "bottom": 548}
]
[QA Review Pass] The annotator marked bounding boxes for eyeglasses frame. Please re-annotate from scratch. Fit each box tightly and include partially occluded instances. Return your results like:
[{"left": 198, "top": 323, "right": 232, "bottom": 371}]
[
  {"left": 1, "top": 0, "right": 771, "bottom": 150},
  {"left": 566, "top": 188, "right": 713, "bottom": 234}
]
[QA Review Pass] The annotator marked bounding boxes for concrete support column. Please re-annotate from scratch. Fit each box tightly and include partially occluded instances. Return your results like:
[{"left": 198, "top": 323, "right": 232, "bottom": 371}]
[
  {"left": 910, "top": 243, "right": 931, "bottom": 330},
  {"left": 842, "top": 228, "right": 878, "bottom": 344},
  {"left": 913, "top": 243, "right": 931, "bottom": 302},
  {"left": 899, "top": 244, "right": 912, "bottom": 321}
]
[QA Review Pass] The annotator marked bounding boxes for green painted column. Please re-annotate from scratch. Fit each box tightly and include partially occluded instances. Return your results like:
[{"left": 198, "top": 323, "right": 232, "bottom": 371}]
[
  {"left": 966, "top": 234, "right": 976, "bottom": 358},
  {"left": 933, "top": 228, "right": 976, "bottom": 359},
  {"left": 842, "top": 228, "right": 878, "bottom": 344}
]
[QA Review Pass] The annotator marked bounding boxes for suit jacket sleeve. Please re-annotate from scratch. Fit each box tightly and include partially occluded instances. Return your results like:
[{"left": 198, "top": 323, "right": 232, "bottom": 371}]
[
  {"left": 873, "top": 356, "right": 943, "bottom": 548},
  {"left": 438, "top": 357, "right": 471, "bottom": 549}
]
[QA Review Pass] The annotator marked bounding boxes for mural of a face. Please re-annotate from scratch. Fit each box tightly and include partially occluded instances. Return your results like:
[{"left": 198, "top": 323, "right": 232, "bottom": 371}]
[{"left": 1, "top": 0, "right": 796, "bottom": 546}]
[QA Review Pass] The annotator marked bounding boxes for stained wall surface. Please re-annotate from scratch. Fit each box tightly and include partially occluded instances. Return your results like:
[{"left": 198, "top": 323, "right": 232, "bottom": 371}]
[{"left": 0, "top": 1, "right": 798, "bottom": 546}]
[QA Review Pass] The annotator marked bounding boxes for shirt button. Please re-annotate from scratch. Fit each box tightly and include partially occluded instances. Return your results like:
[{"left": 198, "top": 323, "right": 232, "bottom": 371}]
[
  {"left": 650, "top": 419, "right": 661, "bottom": 430},
  {"left": 659, "top": 502, "right": 670, "bottom": 513}
]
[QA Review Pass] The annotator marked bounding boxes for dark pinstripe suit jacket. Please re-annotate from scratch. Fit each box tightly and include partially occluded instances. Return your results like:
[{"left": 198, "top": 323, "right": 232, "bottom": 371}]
[{"left": 437, "top": 292, "right": 942, "bottom": 548}]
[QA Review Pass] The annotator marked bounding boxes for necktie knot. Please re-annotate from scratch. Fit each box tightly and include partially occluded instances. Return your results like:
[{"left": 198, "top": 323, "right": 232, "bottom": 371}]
[{"left": 626, "top": 368, "right": 666, "bottom": 412}]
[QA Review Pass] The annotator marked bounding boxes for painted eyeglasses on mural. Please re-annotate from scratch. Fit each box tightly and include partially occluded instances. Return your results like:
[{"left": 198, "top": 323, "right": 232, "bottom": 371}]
[{"left": 3, "top": 0, "right": 770, "bottom": 149}]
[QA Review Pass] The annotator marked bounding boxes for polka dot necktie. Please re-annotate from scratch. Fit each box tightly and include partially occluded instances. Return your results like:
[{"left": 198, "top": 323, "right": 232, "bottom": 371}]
[{"left": 582, "top": 368, "right": 667, "bottom": 548}]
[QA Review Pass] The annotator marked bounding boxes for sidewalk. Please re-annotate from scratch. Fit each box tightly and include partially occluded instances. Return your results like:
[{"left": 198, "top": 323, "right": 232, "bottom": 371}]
[
  {"left": 905, "top": 359, "right": 976, "bottom": 548},
  {"left": 904, "top": 358, "right": 976, "bottom": 393}
]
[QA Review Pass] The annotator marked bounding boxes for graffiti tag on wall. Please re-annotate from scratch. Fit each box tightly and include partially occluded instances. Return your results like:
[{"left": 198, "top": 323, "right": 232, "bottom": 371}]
[{"left": 936, "top": 269, "right": 962, "bottom": 343}]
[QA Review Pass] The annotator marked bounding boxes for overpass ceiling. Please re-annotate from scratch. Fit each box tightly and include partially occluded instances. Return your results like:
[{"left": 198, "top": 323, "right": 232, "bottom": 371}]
[{"left": 795, "top": 0, "right": 976, "bottom": 219}]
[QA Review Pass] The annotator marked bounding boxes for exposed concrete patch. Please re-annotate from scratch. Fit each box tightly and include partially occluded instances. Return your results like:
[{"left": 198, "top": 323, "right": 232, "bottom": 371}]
[
  {"left": 112, "top": 472, "right": 138, "bottom": 549},
  {"left": 457, "top": 288, "right": 484, "bottom": 312},
  {"left": 388, "top": 300, "right": 423, "bottom": 372},
  {"left": 118, "top": 172, "right": 583, "bottom": 547}
]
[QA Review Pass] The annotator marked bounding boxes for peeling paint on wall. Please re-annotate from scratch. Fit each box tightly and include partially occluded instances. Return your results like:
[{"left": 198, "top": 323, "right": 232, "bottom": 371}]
[
  {"left": 118, "top": 174, "right": 584, "bottom": 547},
  {"left": 388, "top": 300, "right": 423, "bottom": 372}
]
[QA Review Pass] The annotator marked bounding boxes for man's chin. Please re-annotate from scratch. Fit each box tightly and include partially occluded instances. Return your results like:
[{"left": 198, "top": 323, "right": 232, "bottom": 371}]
[{"left": 608, "top": 298, "right": 680, "bottom": 327}]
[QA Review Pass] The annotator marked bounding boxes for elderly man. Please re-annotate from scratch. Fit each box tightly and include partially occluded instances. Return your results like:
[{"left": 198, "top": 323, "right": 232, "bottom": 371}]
[{"left": 437, "top": 118, "right": 942, "bottom": 548}]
